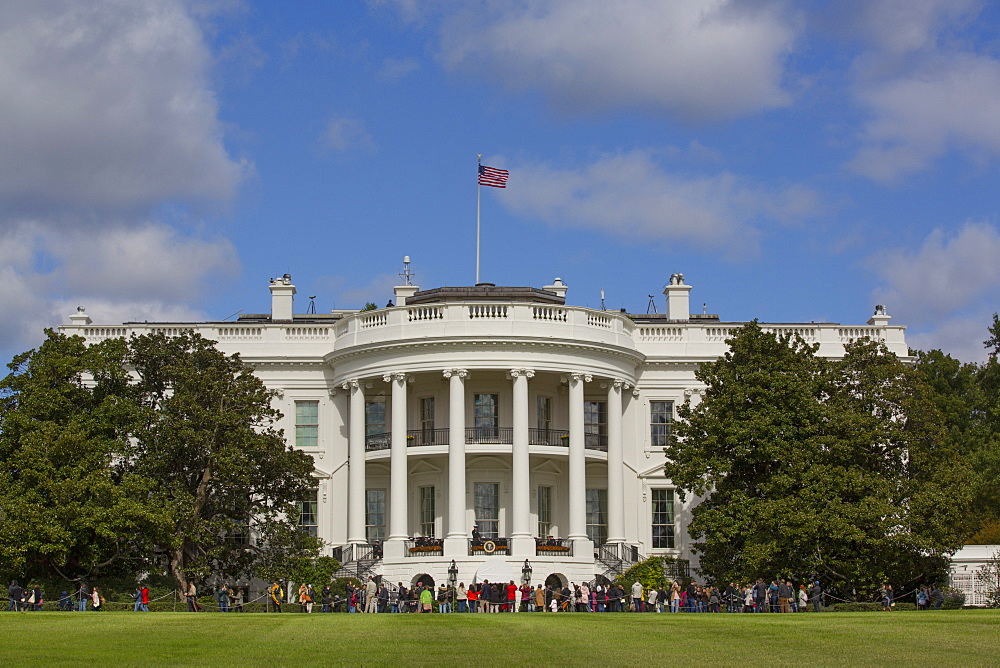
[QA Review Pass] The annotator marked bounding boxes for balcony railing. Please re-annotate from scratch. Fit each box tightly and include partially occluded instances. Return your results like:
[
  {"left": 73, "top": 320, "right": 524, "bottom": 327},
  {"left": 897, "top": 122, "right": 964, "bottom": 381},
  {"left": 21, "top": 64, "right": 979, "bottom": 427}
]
[
  {"left": 405, "top": 537, "right": 444, "bottom": 557},
  {"left": 529, "top": 428, "right": 569, "bottom": 446},
  {"left": 535, "top": 537, "right": 571, "bottom": 556},
  {"left": 469, "top": 537, "right": 509, "bottom": 556},
  {"left": 407, "top": 428, "right": 449, "bottom": 446},
  {"left": 465, "top": 427, "right": 513, "bottom": 444},
  {"left": 367, "top": 428, "right": 607, "bottom": 451},
  {"left": 365, "top": 432, "right": 391, "bottom": 451}
]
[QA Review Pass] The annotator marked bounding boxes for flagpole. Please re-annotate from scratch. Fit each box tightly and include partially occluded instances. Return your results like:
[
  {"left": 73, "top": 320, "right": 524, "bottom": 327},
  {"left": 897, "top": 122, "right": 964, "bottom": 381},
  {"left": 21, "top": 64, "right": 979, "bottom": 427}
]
[{"left": 476, "top": 153, "right": 482, "bottom": 285}]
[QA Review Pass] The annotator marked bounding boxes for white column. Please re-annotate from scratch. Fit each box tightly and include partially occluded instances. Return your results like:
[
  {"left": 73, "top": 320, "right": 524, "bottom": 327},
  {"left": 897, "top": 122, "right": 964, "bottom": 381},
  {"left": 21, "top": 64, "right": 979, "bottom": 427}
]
[
  {"left": 510, "top": 369, "right": 534, "bottom": 554},
  {"left": 607, "top": 379, "right": 626, "bottom": 544},
  {"left": 445, "top": 369, "right": 469, "bottom": 554},
  {"left": 387, "top": 372, "right": 408, "bottom": 541},
  {"left": 345, "top": 379, "right": 366, "bottom": 544},
  {"left": 568, "top": 372, "right": 591, "bottom": 541}
]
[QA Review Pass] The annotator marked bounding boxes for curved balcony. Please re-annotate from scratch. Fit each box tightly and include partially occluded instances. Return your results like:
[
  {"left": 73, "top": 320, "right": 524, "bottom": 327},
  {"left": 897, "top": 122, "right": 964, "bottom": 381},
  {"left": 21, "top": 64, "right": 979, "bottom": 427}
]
[{"left": 331, "top": 302, "right": 638, "bottom": 358}]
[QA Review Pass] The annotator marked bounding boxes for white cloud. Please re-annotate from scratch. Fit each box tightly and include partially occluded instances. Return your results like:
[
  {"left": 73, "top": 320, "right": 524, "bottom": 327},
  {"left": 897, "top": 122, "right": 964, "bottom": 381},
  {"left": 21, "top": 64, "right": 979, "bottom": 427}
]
[
  {"left": 871, "top": 222, "right": 1000, "bottom": 361},
  {"left": 497, "top": 151, "right": 818, "bottom": 255},
  {"left": 0, "top": 0, "right": 245, "bottom": 212},
  {"left": 322, "top": 116, "right": 376, "bottom": 153},
  {"left": 436, "top": 0, "right": 798, "bottom": 122},
  {"left": 848, "top": 54, "right": 1000, "bottom": 182},
  {"left": 0, "top": 221, "right": 237, "bottom": 361},
  {"left": 842, "top": 1, "right": 1000, "bottom": 181}
]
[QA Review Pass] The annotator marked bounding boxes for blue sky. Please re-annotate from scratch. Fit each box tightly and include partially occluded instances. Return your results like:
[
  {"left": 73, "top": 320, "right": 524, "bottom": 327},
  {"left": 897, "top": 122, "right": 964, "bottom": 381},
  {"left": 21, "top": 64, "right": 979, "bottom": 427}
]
[{"left": 2, "top": 0, "right": 999, "bottom": 363}]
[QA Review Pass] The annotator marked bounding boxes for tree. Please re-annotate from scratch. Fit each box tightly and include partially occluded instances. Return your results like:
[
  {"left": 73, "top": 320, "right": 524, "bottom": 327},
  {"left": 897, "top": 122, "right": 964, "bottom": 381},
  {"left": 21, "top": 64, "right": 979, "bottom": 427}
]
[
  {"left": 0, "top": 331, "right": 166, "bottom": 583},
  {"left": 126, "top": 332, "right": 320, "bottom": 592},
  {"left": 663, "top": 322, "right": 971, "bottom": 598},
  {"left": 0, "top": 330, "right": 321, "bottom": 591}
]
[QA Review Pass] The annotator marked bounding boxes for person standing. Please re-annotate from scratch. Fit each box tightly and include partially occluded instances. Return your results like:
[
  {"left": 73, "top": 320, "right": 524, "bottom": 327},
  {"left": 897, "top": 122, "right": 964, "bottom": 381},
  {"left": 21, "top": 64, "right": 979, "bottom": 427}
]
[
  {"left": 420, "top": 585, "right": 433, "bottom": 613},
  {"left": 631, "top": 581, "right": 643, "bottom": 612},
  {"left": 809, "top": 581, "right": 822, "bottom": 613},
  {"left": 76, "top": 583, "right": 88, "bottom": 612},
  {"left": 931, "top": 585, "right": 944, "bottom": 610},
  {"left": 467, "top": 584, "right": 478, "bottom": 613},
  {"left": 506, "top": 581, "right": 518, "bottom": 613},
  {"left": 269, "top": 582, "right": 283, "bottom": 612},
  {"left": 133, "top": 586, "right": 144, "bottom": 612},
  {"left": 364, "top": 576, "right": 377, "bottom": 613},
  {"left": 882, "top": 584, "right": 893, "bottom": 612},
  {"left": 218, "top": 585, "right": 231, "bottom": 613},
  {"left": 321, "top": 585, "right": 333, "bottom": 613},
  {"left": 798, "top": 584, "right": 808, "bottom": 612},
  {"left": 91, "top": 586, "right": 103, "bottom": 611},
  {"left": 534, "top": 584, "right": 545, "bottom": 612},
  {"left": 7, "top": 580, "right": 23, "bottom": 612},
  {"left": 185, "top": 581, "right": 199, "bottom": 612}
]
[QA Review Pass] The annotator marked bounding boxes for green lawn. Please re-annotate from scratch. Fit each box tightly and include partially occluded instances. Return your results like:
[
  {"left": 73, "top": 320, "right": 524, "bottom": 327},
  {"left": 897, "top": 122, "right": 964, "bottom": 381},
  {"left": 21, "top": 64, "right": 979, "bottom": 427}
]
[{"left": 1, "top": 610, "right": 997, "bottom": 666}]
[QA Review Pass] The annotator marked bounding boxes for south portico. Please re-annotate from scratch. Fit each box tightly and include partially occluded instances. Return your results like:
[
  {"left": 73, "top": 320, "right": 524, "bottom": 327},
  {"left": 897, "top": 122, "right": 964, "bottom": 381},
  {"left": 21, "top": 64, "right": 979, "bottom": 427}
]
[{"left": 333, "top": 363, "right": 637, "bottom": 564}]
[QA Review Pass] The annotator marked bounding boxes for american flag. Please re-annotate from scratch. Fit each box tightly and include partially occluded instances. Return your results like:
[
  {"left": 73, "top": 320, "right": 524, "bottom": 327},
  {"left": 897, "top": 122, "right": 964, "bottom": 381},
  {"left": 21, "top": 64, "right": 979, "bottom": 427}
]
[{"left": 478, "top": 164, "right": 509, "bottom": 188}]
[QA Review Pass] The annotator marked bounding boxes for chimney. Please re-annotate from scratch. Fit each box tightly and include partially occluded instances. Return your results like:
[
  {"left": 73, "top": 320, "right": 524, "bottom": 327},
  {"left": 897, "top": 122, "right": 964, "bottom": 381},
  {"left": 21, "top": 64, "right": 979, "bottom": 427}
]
[
  {"left": 867, "top": 305, "right": 891, "bottom": 327},
  {"left": 269, "top": 274, "right": 296, "bottom": 321},
  {"left": 543, "top": 277, "right": 568, "bottom": 300},
  {"left": 663, "top": 273, "right": 692, "bottom": 321},
  {"left": 394, "top": 284, "right": 419, "bottom": 306},
  {"left": 68, "top": 306, "right": 92, "bottom": 326}
]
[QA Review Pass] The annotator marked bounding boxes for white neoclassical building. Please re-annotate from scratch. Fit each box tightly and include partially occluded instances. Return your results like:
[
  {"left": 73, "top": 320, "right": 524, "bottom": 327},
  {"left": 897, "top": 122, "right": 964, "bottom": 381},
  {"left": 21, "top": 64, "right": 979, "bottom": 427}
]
[{"left": 59, "top": 270, "right": 908, "bottom": 588}]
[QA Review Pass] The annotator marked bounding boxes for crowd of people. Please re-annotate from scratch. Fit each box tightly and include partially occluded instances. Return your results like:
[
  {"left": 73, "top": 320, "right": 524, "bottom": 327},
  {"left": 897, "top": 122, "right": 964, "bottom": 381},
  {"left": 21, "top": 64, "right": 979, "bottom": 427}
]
[{"left": 7, "top": 576, "right": 950, "bottom": 613}]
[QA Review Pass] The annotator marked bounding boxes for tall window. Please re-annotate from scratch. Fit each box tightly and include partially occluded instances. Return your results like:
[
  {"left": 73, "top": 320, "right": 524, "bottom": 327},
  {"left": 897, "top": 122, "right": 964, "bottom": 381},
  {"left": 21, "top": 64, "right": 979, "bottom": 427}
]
[
  {"left": 536, "top": 396, "right": 551, "bottom": 432},
  {"left": 537, "top": 486, "right": 552, "bottom": 537},
  {"left": 650, "top": 401, "right": 674, "bottom": 448},
  {"left": 366, "top": 489, "right": 386, "bottom": 543},
  {"left": 475, "top": 482, "right": 499, "bottom": 538},
  {"left": 420, "top": 486, "right": 436, "bottom": 537},
  {"left": 295, "top": 400, "right": 319, "bottom": 448},
  {"left": 297, "top": 488, "right": 318, "bottom": 537},
  {"left": 366, "top": 400, "right": 386, "bottom": 436},
  {"left": 420, "top": 397, "right": 435, "bottom": 444},
  {"left": 586, "top": 488, "right": 608, "bottom": 546},
  {"left": 652, "top": 489, "right": 675, "bottom": 549},
  {"left": 474, "top": 393, "right": 499, "bottom": 441},
  {"left": 584, "top": 401, "right": 608, "bottom": 449}
]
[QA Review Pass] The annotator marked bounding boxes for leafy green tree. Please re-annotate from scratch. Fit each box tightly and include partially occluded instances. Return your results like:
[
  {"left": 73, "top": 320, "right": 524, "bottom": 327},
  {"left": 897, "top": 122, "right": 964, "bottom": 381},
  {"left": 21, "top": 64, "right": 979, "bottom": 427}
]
[
  {"left": 126, "top": 332, "right": 320, "bottom": 592},
  {"left": 664, "top": 323, "right": 972, "bottom": 599},
  {"left": 0, "top": 330, "right": 321, "bottom": 592},
  {"left": 0, "top": 331, "right": 166, "bottom": 583}
]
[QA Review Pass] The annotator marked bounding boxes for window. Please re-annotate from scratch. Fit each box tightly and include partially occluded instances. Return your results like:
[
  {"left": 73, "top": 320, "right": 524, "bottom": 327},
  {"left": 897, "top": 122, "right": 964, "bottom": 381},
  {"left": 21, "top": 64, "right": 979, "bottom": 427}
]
[
  {"left": 537, "top": 486, "right": 552, "bottom": 537},
  {"left": 365, "top": 489, "right": 386, "bottom": 543},
  {"left": 652, "top": 489, "right": 675, "bottom": 549},
  {"left": 295, "top": 400, "right": 318, "bottom": 448},
  {"left": 420, "top": 397, "right": 436, "bottom": 444},
  {"left": 420, "top": 486, "right": 436, "bottom": 537},
  {"left": 475, "top": 482, "right": 499, "bottom": 538},
  {"left": 536, "top": 396, "right": 551, "bottom": 432},
  {"left": 297, "top": 488, "right": 318, "bottom": 537},
  {"left": 474, "top": 393, "right": 499, "bottom": 440},
  {"left": 650, "top": 401, "right": 674, "bottom": 448},
  {"left": 586, "top": 489, "right": 608, "bottom": 546},
  {"left": 365, "top": 400, "right": 386, "bottom": 436},
  {"left": 584, "top": 401, "right": 608, "bottom": 449}
]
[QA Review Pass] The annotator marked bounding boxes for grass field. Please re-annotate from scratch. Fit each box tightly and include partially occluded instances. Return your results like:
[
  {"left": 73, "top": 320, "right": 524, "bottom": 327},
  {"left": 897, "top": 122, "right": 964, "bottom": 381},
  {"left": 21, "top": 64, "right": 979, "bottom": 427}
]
[{"left": 1, "top": 610, "right": 998, "bottom": 666}]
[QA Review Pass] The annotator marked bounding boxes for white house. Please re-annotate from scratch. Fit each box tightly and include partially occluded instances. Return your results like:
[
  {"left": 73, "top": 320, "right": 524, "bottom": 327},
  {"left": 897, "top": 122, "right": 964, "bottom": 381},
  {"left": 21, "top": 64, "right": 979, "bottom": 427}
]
[{"left": 59, "top": 269, "right": 908, "bottom": 589}]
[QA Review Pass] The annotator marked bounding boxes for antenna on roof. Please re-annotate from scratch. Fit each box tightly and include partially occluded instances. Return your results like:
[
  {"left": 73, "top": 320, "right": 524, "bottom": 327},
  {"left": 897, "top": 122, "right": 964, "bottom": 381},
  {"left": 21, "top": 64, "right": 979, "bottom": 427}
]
[
  {"left": 600, "top": 288, "right": 606, "bottom": 311},
  {"left": 307, "top": 296, "right": 317, "bottom": 315},
  {"left": 647, "top": 295, "right": 657, "bottom": 314},
  {"left": 400, "top": 256, "right": 414, "bottom": 286},
  {"left": 703, "top": 303, "right": 707, "bottom": 315}
]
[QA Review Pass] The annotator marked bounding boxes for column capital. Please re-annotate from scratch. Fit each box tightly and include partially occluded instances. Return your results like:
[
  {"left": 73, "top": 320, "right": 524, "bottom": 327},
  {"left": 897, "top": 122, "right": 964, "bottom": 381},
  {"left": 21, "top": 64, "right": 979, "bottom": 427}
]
[
  {"left": 507, "top": 368, "right": 535, "bottom": 379},
  {"left": 683, "top": 387, "right": 704, "bottom": 399},
  {"left": 383, "top": 372, "right": 408, "bottom": 383},
  {"left": 569, "top": 372, "right": 592, "bottom": 383},
  {"left": 342, "top": 378, "right": 361, "bottom": 390},
  {"left": 443, "top": 368, "right": 469, "bottom": 379}
]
